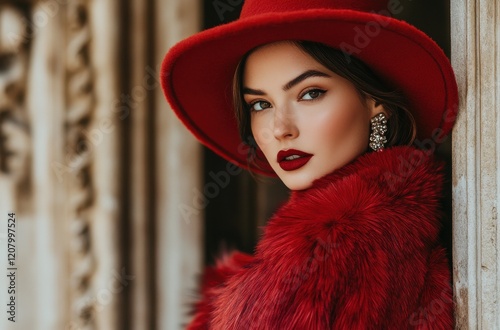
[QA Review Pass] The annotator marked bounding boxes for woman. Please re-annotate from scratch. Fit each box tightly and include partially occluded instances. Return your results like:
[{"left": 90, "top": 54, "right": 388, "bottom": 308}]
[{"left": 161, "top": 1, "right": 458, "bottom": 329}]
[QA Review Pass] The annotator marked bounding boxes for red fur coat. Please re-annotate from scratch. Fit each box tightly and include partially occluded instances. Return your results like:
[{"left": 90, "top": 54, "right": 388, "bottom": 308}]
[{"left": 186, "top": 146, "right": 453, "bottom": 329}]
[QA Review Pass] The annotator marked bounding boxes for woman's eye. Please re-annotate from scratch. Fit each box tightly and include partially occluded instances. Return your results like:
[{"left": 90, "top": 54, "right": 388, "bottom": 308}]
[
  {"left": 249, "top": 100, "right": 271, "bottom": 111},
  {"left": 301, "top": 89, "right": 325, "bottom": 100}
]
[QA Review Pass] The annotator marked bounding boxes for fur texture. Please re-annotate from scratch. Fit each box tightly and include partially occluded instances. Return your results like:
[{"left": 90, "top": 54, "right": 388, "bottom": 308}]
[{"left": 186, "top": 146, "right": 453, "bottom": 329}]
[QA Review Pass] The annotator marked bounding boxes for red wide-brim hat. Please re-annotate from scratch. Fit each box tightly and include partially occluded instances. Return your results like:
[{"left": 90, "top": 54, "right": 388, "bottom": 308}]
[{"left": 161, "top": 0, "right": 458, "bottom": 176}]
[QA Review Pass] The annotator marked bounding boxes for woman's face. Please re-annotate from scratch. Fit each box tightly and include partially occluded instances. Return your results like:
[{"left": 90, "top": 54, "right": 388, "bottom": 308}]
[{"left": 243, "top": 41, "right": 385, "bottom": 190}]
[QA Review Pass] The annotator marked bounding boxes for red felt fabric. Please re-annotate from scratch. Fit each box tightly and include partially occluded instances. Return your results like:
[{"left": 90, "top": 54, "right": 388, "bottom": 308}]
[
  {"left": 240, "top": 0, "right": 389, "bottom": 16},
  {"left": 161, "top": 0, "right": 458, "bottom": 177},
  {"left": 185, "top": 146, "right": 453, "bottom": 329}
]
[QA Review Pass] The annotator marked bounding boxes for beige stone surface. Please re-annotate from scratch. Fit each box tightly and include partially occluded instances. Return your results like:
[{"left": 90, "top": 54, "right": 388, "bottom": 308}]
[{"left": 452, "top": 0, "right": 500, "bottom": 328}]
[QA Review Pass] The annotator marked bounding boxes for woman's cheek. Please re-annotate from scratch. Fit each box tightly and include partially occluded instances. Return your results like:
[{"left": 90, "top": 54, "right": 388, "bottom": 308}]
[
  {"left": 252, "top": 126, "right": 273, "bottom": 149},
  {"left": 251, "top": 116, "right": 273, "bottom": 150}
]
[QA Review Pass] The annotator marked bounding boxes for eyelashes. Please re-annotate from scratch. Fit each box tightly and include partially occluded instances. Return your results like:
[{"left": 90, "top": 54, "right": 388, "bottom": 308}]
[
  {"left": 246, "top": 88, "right": 327, "bottom": 112},
  {"left": 248, "top": 100, "right": 271, "bottom": 112},
  {"left": 300, "top": 88, "right": 326, "bottom": 100}
]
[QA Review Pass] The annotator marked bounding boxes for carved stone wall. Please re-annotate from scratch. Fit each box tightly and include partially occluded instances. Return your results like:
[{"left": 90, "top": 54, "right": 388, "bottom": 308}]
[
  {"left": 64, "top": 1, "right": 97, "bottom": 329},
  {"left": 0, "top": 0, "right": 202, "bottom": 329},
  {"left": 0, "top": 1, "right": 31, "bottom": 209}
]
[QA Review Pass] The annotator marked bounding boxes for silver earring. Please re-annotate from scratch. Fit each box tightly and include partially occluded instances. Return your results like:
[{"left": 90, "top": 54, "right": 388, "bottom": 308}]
[{"left": 369, "top": 113, "right": 388, "bottom": 152}]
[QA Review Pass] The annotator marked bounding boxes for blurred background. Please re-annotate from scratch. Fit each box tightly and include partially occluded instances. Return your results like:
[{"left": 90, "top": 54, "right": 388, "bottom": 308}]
[{"left": 0, "top": 0, "right": 451, "bottom": 329}]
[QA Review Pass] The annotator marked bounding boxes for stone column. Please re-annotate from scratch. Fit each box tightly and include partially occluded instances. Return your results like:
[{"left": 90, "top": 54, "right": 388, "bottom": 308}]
[
  {"left": 128, "top": 0, "right": 155, "bottom": 328},
  {"left": 63, "top": 0, "right": 123, "bottom": 328},
  {"left": 451, "top": 0, "right": 500, "bottom": 328},
  {"left": 154, "top": 0, "right": 203, "bottom": 329},
  {"left": 29, "top": 2, "right": 68, "bottom": 328},
  {"left": 87, "top": 0, "right": 123, "bottom": 328}
]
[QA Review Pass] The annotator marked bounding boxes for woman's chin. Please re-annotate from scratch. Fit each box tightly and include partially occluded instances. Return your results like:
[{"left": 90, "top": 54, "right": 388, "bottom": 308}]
[{"left": 277, "top": 172, "right": 316, "bottom": 191}]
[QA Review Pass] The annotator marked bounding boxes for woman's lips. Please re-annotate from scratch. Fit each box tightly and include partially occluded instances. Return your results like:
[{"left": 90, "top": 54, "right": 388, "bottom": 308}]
[{"left": 277, "top": 149, "right": 313, "bottom": 171}]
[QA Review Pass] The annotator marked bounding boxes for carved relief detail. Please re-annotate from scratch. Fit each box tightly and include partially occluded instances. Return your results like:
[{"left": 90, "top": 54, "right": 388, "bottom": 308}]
[
  {"left": 65, "top": 0, "right": 96, "bottom": 328},
  {"left": 0, "top": 4, "right": 32, "bottom": 201}
]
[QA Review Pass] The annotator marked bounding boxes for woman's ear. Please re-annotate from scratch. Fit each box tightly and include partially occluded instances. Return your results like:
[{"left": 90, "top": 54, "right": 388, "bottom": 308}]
[{"left": 368, "top": 98, "right": 389, "bottom": 118}]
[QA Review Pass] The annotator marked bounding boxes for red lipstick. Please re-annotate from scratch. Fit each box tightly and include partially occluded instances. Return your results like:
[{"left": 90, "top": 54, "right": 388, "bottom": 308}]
[{"left": 277, "top": 149, "right": 313, "bottom": 171}]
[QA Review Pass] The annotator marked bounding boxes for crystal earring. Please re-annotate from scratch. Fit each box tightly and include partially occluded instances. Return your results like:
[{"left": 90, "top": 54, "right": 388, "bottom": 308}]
[{"left": 369, "top": 113, "right": 388, "bottom": 152}]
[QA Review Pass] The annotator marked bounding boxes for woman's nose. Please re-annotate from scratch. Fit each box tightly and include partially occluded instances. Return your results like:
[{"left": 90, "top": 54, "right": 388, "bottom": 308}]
[{"left": 272, "top": 106, "right": 298, "bottom": 140}]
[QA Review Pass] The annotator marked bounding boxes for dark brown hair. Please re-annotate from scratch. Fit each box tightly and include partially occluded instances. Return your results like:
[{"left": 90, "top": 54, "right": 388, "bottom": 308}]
[{"left": 232, "top": 40, "right": 417, "bottom": 168}]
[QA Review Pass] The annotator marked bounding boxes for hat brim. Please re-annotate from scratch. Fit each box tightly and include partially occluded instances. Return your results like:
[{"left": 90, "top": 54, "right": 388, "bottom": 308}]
[{"left": 161, "top": 9, "right": 458, "bottom": 176}]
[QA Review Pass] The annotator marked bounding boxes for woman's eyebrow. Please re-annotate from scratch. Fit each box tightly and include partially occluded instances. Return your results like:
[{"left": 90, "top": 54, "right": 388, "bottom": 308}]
[
  {"left": 283, "top": 69, "right": 331, "bottom": 91},
  {"left": 243, "top": 69, "right": 331, "bottom": 95}
]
